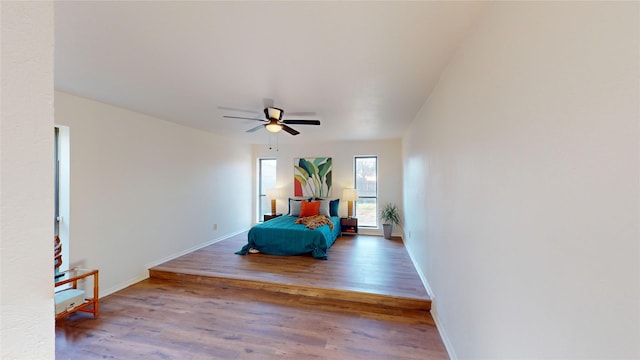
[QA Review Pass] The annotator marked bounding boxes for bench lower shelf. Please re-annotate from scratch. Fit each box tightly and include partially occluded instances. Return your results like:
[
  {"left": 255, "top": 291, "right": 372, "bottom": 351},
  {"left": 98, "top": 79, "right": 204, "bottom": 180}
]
[{"left": 54, "top": 268, "right": 99, "bottom": 319}]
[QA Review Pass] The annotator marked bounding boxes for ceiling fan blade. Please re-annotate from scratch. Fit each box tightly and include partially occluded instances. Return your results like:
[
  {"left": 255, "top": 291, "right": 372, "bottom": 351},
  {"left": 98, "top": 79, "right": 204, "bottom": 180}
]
[
  {"left": 282, "top": 119, "right": 321, "bottom": 125},
  {"left": 217, "top": 106, "right": 260, "bottom": 114},
  {"left": 281, "top": 124, "right": 300, "bottom": 136},
  {"left": 285, "top": 111, "right": 316, "bottom": 117},
  {"left": 224, "top": 115, "right": 266, "bottom": 122},
  {"left": 246, "top": 124, "right": 264, "bottom": 133}
]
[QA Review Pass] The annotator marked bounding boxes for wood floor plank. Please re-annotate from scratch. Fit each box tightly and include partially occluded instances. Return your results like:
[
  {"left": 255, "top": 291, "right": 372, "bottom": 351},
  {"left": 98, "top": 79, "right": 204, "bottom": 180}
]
[
  {"left": 149, "top": 233, "right": 431, "bottom": 311},
  {"left": 56, "top": 279, "right": 448, "bottom": 359},
  {"left": 57, "top": 233, "right": 447, "bottom": 359}
]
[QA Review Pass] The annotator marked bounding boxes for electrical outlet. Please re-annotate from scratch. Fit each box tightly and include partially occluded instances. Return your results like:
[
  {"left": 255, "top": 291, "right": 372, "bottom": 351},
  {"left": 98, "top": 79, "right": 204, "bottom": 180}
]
[{"left": 213, "top": 224, "right": 218, "bottom": 231}]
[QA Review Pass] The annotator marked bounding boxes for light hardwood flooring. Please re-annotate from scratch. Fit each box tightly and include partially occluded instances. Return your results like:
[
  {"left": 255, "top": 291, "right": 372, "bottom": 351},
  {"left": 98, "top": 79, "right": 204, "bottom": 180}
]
[{"left": 56, "top": 233, "right": 447, "bottom": 359}]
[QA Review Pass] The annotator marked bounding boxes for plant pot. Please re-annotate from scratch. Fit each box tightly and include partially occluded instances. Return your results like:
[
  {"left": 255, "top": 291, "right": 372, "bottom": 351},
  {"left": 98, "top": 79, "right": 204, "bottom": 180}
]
[{"left": 382, "top": 224, "right": 393, "bottom": 239}]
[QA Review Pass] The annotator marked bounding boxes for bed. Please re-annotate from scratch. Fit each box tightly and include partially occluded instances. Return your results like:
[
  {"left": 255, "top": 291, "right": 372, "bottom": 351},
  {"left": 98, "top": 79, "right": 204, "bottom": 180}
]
[{"left": 236, "top": 198, "right": 341, "bottom": 260}]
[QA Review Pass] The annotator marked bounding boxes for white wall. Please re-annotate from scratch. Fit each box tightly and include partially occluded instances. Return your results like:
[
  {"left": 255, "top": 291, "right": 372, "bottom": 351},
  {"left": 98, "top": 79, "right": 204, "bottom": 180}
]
[
  {"left": 55, "top": 92, "right": 253, "bottom": 295},
  {"left": 403, "top": 2, "right": 639, "bottom": 359},
  {"left": 253, "top": 139, "right": 402, "bottom": 235},
  {"left": 0, "top": 2, "right": 55, "bottom": 358}
]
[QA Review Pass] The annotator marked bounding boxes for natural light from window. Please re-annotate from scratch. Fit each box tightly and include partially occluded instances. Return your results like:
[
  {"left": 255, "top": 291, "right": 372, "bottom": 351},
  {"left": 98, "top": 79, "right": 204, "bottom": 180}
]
[
  {"left": 354, "top": 156, "right": 377, "bottom": 227},
  {"left": 258, "top": 158, "right": 277, "bottom": 222}
]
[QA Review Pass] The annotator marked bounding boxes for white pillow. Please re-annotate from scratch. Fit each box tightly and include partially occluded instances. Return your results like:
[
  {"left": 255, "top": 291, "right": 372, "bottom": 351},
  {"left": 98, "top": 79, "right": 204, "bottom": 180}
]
[
  {"left": 317, "top": 199, "right": 330, "bottom": 216},
  {"left": 289, "top": 199, "right": 305, "bottom": 216}
]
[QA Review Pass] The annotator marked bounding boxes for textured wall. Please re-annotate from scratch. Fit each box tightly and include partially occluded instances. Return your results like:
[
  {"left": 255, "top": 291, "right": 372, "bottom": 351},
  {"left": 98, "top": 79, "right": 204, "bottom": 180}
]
[{"left": 1, "top": 2, "right": 55, "bottom": 358}]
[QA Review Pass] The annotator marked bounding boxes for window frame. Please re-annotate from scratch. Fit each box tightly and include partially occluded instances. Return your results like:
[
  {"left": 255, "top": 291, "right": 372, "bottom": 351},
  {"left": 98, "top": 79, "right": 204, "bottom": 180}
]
[
  {"left": 354, "top": 155, "right": 378, "bottom": 228},
  {"left": 257, "top": 158, "right": 277, "bottom": 222},
  {"left": 54, "top": 127, "right": 60, "bottom": 236},
  {"left": 54, "top": 125, "right": 70, "bottom": 276}
]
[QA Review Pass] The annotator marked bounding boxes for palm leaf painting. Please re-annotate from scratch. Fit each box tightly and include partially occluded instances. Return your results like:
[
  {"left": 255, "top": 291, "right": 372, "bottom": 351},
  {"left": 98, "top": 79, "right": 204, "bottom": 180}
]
[{"left": 294, "top": 157, "right": 332, "bottom": 197}]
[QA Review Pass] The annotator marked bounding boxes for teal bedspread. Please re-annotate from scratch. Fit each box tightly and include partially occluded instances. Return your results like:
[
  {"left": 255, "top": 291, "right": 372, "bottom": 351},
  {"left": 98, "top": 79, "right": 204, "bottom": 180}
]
[{"left": 235, "top": 215, "right": 341, "bottom": 259}]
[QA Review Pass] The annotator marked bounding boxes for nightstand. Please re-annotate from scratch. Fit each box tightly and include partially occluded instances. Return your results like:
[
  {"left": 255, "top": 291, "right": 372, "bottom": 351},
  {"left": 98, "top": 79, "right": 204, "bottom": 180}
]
[
  {"left": 263, "top": 213, "right": 282, "bottom": 222},
  {"left": 340, "top": 217, "right": 358, "bottom": 236}
]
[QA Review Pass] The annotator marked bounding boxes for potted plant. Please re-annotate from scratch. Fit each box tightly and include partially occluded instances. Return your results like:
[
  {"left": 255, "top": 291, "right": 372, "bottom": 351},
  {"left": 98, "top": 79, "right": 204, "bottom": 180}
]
[{"left": 379, "top": 203, "right": 401, "bottom": 239}]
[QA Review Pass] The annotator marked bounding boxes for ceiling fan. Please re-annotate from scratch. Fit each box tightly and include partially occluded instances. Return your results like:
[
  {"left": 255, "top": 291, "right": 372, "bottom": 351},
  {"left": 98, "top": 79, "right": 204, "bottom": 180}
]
[{"left": 224, "top": 107, "right": 320, "bottom": 136}]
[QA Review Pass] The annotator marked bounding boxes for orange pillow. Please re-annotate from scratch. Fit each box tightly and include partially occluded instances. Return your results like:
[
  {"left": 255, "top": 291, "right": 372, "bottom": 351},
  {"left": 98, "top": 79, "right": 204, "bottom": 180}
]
[{"left": 299, "top": 200, "right": 321, "bottom": 217}]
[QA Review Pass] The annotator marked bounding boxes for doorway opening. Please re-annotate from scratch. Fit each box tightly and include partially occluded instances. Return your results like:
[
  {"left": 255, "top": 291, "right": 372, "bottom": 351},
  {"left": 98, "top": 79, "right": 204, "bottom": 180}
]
[{"left": 54, "top": 125, "right": 70, "bottom": 275}]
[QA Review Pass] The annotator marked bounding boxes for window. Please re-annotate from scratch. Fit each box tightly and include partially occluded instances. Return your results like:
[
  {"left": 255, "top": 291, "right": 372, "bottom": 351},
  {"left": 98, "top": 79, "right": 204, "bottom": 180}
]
[
  {"left": 354, "top": 156, "right": 377, "bottom": 227},
  {"left": 54, "top": 127, "right": 60, "bottom": 236},
  {"left": 258, "top": 158, "right": 277, "bottom": 221},
  {"left": 54, "top": 127, "right": 61, "bottom": 278},
  {"left": 54, "top": 125, "right": 70, "bottom": 276}
]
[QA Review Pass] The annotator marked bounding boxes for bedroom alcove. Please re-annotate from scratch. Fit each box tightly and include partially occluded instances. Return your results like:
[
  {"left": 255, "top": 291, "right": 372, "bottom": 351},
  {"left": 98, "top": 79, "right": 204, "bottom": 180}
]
[{"left": 148, "top": 231, "right": 431, "bottom": 313}]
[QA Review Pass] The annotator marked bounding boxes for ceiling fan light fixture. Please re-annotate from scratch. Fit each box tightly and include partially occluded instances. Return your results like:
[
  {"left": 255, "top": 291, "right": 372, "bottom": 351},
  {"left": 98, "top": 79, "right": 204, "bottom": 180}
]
[
  {"left": 226, "top": 104, "right": 319, "bottom": 136},
  {"left": 265, "top": 122, "right": 283, "bottom": 133},
  {"left": 265, "top": 107, "right": 284, "bottom": 120}
]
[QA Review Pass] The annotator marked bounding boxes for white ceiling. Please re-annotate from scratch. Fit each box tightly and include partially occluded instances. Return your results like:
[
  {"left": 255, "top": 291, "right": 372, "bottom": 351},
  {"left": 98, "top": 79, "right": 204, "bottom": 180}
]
[{"left": 55, "top": 1, "right": 486, "bottom": 144}]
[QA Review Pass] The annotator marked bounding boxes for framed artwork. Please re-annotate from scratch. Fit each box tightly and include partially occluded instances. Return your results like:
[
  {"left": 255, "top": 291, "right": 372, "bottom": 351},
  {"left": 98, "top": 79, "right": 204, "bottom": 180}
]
[{"left": 294, "top": 157, "right": 332, "bottom": 197}]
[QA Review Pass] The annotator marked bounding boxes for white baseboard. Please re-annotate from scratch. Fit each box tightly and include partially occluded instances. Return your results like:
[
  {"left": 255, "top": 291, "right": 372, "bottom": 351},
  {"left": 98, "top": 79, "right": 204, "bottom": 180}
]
[
  {"left": 356, "top": 228, "right": 403, "bottom": 237},
  {"left": 401, "top": 234, "right": 435, "bottom": 298},
  {"left": 144, "top": 228, "right": 249, "bottom": 270},
  {"left": 101, "top": 273, "right": 149, "bottom": 298},
  {"left": 356, "top": 228, "right": 382, "bottom": 236},
  {"left": 430, "top": 303, "right": 458, "bottom": 360},
  {"left": 401, "top": 234, "right": 458, "bottom": 360},
  {"left": 100, "top": 228, "right": 251, "bottom": 298}
]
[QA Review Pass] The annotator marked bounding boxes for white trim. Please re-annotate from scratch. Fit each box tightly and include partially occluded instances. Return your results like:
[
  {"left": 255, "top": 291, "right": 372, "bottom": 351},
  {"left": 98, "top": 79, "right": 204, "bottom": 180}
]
[
  {"left": 144, "top": 228, "right": 249, "bottom": 270},
  {"left": 101, "top": 273, "right": 150, "bottom": 298},
  {"left": 430, "top": 302, "right": 458, "bottom": 360},
  {"left": 402, "top": 234, "right": 458, "bottom": 359},
  {"left": 401, "top": 234, "right": 435, "bottom": 298},
  {"left": 55, "top": 125, "right": 71, "bottom": 274},
  {"left": 356, "top": 228, "right": 382, "bottom": 236},
  {"left": 100, "top": 228, "right": 251, "bottom": 297}
]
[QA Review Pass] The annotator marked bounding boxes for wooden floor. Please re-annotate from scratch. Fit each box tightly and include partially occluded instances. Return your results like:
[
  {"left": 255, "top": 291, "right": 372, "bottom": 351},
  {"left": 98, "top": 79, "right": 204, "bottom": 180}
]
[
  {"left": 150, "top": 232, "right": 431, "bottom": 312},
  {"left": 56, "top": 233, "right": 447, "bottom": 359}
]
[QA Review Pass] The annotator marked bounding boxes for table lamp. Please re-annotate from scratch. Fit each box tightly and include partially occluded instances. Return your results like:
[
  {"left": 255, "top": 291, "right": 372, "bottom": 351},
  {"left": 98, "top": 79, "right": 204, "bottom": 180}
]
[
  {"left": 342, "top": 188, "right": 358, "bottom": 218},
  {"left": 265, "top": 188, "right": 282, "bottom": 215}
]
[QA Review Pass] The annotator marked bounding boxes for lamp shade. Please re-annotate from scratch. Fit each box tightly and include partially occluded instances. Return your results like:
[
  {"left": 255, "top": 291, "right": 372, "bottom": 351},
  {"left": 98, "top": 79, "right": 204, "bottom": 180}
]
[
  {"left": 266, "top": 188, "right": 285, "bottom": 199},
  {"left": 342, "top": 188, "right": 358, "bottom": 201},
  {"left": 265, "top": 188, "right": 284, "bottom": 215},
  {"left": 342, "top": 188, "right": 358, "bottom": 218},
  {"left": 266, "top": 188, "right": 276, "bottom": 198}
]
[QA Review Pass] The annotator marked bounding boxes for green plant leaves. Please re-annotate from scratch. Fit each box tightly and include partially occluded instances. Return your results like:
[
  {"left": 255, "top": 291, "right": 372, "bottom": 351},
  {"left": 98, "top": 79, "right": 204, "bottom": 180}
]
[
  {"left": 294, "top": 157, "right": 332, "bottom": 197},
  {"left": 379, "top": 203, "right": 401, "bottom": 225}
]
